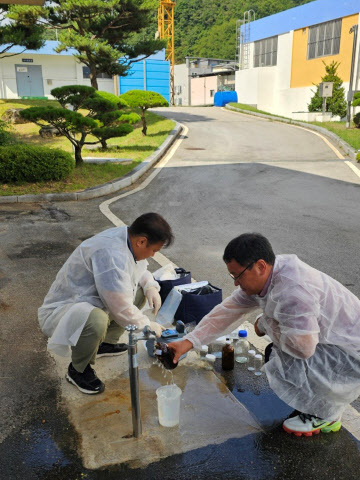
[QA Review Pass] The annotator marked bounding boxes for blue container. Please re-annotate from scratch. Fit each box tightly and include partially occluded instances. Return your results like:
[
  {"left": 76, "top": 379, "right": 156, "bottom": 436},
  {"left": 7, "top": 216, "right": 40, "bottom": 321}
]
[{"left": 214, "top": 91, "right": 238, "bottom": 107}]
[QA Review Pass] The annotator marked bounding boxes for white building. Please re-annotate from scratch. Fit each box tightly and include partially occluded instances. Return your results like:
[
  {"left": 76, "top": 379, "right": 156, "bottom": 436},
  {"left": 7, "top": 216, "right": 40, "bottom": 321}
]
[
  {"left": 236, "top": 0, "right": 360, "bottom": 120},
  {"left": 175, "top": 57, "right": 236, "bottom": 106}
]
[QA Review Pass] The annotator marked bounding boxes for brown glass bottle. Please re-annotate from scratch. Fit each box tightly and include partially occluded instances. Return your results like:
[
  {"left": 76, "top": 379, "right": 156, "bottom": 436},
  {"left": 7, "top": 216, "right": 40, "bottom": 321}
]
[
  {"left": 155, "top": 342, "right": 178, "bottom": 370},
  {"left": 222, "top": 338, "right": 234, "bottom": 370}
]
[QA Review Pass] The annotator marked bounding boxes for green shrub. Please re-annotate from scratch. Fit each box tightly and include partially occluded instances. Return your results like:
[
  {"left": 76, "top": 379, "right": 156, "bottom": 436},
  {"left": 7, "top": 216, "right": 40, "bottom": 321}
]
[
  {"left": 0, "top": 119, "right": 17, "bottom": 146},
  {"left": 0, "top": 145, "right": 74, "bottom": 183},
  {"left": 353, "top": 112, "right": 360, "bottom": 128}
]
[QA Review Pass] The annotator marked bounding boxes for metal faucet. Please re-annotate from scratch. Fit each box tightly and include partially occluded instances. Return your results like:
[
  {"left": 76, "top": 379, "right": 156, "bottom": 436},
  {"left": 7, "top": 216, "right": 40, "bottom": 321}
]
[{"left": 125, "top": 324, "right": 157, "bottom": 438}]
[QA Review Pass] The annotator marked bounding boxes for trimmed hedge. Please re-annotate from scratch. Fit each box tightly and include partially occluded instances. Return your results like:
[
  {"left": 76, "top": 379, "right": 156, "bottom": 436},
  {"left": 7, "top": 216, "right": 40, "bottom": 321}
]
[
  {"left": 0, "top": 145, "right": 74, "bottom": 183},
  {"left": 353, "top": 112, "right": 360, "bottom": 128}
]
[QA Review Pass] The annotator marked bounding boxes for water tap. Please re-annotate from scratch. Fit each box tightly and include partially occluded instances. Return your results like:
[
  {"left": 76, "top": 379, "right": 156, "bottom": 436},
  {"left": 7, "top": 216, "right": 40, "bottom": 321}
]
[{"left": 125, "top": 324, "right": 157, "bottom": 345}]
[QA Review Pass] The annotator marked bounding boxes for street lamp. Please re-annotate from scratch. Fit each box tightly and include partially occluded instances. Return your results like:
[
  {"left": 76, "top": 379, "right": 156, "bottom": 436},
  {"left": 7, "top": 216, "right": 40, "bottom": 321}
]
[{"left": 346, "top": 24, "right": 359, "bottom": 128}]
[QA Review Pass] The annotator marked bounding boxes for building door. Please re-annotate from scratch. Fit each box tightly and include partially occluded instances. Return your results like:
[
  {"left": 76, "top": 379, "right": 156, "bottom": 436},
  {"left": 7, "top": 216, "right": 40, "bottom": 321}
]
[{"left": 15, "top": 65, "right": 44, "bottom": 97}]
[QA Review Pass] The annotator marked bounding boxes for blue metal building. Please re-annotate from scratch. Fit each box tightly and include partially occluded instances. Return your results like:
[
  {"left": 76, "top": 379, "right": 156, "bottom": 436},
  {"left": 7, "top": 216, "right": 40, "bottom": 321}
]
[{"left": 119, "top": 50, "right": 170, "bottom": 102}]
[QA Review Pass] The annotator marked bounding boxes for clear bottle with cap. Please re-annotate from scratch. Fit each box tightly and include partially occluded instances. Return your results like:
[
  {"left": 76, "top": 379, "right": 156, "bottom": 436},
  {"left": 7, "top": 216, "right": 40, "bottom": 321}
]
[
  {"left": 254, "top": 353, "right": 263, "bottom": 376},
  {"left": 222, "top": 338, "right": 234, "bottom": 371},
  {"left": 235, "top": 330, "right": 250, "bottom": 363},
  {"left": 247, "top": 349, "right": 256, "bottom": 371}
]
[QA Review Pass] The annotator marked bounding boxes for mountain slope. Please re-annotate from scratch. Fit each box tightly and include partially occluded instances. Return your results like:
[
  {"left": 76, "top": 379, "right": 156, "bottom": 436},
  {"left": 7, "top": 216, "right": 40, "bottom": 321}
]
[{"left": 174, "top": 0, "right": 314, "bottom": 62}]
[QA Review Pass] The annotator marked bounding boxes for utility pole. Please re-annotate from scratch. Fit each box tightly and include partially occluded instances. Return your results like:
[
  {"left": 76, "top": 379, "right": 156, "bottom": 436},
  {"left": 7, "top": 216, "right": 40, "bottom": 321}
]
[{"left": 346, "top": 24, "right": 358, "bottom": 128}]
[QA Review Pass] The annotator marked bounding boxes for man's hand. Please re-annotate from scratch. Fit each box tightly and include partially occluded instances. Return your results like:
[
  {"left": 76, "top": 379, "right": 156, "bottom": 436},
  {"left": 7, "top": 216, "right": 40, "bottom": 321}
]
[
  {"left": 168, "top": 339, "right": 193, "bottom": 364},
  {"left": 149, "top": 321, "right": 165, "bottom": 338},
  {"left": 145, "top": 287, "right": 162, "bottom": 315},
  {"left": 254, "top": 316, "right": 266, "bottom": 337}
]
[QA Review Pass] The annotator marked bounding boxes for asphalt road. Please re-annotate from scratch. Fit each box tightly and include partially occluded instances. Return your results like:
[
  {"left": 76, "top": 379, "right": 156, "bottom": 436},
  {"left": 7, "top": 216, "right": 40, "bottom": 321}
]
[{"left": 1, "top": 106, "right": 359, "bottom": 479}]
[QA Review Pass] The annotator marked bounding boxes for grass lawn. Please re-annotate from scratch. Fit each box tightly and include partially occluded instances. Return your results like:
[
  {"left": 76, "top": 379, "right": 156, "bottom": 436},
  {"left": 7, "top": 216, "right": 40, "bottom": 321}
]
[
  {"left": 0, "top": 99, "right": 175, "bottom": 196},
  {"left": 308, "top": 121, "right": 360, "bottom": 152},
  {"left": 228, "top": 102, "right": 360, "bottom": 156},
  {"left": 228, "top": 102, "right": 291, "bottom": 120}
]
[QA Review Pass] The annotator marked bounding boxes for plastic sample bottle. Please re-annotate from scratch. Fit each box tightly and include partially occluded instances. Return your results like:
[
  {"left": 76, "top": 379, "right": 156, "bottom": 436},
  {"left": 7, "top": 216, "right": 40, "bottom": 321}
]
[
  {"left": 254, "top": 354, "right": 263, "bottom": 376},
  {"left": 222, "top": 338, "right": 234, "bottom": 371},
  {"left": 209, "top": 339, "right": 223, "bottom": 358},
  {"left": 205, "top": 353, "right": 216, "bottom": 370},
  {"left": 200, "top": 345, "right": 209, "bottom": 358},
  {"left": 155, "top": 342, "right": 178, "bottom": 370},
  {"left": 235, "top": 330, "right": 250, "bottom": 363},
  {"left": 247, "top": 349, "right": 256, "bottom": 371}
]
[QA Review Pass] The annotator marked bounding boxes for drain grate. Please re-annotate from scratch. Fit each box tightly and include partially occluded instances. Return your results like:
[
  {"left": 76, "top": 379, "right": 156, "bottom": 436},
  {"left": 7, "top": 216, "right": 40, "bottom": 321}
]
[{"left": 185, "top": 147, "right": 205, "bottom": 150}]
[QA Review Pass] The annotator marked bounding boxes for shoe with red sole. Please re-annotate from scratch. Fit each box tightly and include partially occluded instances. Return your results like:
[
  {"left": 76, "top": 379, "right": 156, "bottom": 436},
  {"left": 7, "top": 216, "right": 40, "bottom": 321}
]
[{"left": 283, "top": 413, "right": 341, "bottom": 437}]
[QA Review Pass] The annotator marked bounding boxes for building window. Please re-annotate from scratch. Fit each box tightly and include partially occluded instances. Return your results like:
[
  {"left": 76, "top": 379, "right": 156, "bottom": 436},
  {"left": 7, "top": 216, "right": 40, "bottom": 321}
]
[
  {"left": 82, "top": 67, "right": 112, "bottom": 79},
  {"left": 253, "top": 36, "right": 278, "bottom": 67},
  {"left": 307, "top": 19, "right": 342, "bottom": 60},
  {"left": 210, "top": 89, "right": 215, "bottom": 97},
  {"left": 175, "top": 85, "right": 182, "bottom": 95}
]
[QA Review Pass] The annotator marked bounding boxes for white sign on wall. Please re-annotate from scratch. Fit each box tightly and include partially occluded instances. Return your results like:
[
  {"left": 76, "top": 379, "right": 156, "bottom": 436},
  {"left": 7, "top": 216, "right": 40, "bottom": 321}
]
[{"left": 17, "top": 67, "right": 28, "bottom": 73}]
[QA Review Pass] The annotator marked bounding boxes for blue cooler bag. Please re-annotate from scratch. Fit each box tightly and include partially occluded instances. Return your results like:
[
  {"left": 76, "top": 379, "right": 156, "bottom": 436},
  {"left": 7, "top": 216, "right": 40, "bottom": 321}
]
[
  {"left": 158, "top": 267, "right": 191, "bottom": 304},
  {"left": 174, "top": 284, "right": 222, "bottom": 325}
]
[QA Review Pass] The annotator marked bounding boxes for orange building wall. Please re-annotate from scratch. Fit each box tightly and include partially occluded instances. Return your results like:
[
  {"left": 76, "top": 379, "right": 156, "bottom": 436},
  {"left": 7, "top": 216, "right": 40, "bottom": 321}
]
[{"left": 290, "top": 13, "right": 358, "bottom": 88}]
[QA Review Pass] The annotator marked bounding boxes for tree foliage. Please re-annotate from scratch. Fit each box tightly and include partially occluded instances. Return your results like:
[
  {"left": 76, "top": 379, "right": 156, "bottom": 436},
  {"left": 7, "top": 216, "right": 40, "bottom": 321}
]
[
  {"left": 0, "top": 5, "right": 45, "bottom": 59},
  {"left": 120, "top": 90, "right": 168, "bottom": 136},
  {"left": 308, "top": 61, "right": 347, "bottom": 118},
  {"left": 353, "top": 92, "right": 360, "bottom": 128},
  {"left": 42, "top": 0, "right": 165, "bottom": 90},
  {"left": 20, "top": 85, "right": 140, "bottom": 165},
  {"left": 173, "top": 0, "right": 313, "bottom": 62}
]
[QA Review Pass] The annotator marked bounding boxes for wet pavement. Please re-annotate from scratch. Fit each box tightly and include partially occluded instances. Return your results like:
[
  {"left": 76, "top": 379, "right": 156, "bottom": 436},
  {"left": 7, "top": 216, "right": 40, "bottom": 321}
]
[
  {"left": 2, "top": 355, "right": 360, "bottom": 480},
  {"left": 1, "top": 107, "right": 360, "bottom": 478}
]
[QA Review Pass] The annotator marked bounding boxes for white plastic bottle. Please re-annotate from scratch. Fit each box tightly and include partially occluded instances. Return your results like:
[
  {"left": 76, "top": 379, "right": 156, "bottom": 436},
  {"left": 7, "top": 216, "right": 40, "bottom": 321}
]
[
  {"left": 235, "top": 330, "right": 250, "bottom": 363},
  {"left": 254, "top": 353, "right": 263, "bottom": 376},
  {"left": 200, "top": 345, "right": 209, "bottom": 358},
  {"left": 205, "top": 353, "right": 216, "bottom": 370},
  {"left": 247, "top": 349, "right": 256, "bottom": 371}
]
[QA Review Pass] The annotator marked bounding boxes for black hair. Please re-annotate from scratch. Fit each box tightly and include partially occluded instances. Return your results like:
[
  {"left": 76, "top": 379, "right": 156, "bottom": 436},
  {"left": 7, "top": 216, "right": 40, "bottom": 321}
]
[
  {"left": 223, "top": 233, "right": 275, "bottom": 266},
  {"left": 129, "top": 213, "right": 174, "bottom": 247}
]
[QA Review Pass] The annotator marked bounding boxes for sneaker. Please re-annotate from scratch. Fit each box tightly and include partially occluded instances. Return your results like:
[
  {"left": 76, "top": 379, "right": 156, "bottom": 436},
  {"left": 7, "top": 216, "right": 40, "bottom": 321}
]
[
  {"left": 97, "top": 342, "right": 128, "bottom": 357},
  {"left": 66, "top": 363, "right": 105, "bottom": 395},
  {"left": 283, "top": 413, "right": 341, "bottom": 437}
]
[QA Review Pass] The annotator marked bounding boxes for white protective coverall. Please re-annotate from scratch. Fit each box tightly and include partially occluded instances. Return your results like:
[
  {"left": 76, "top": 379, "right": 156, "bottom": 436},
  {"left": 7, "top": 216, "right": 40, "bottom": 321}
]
[
  {"left": 185, "top": 254, "right": 360, "bottom": 421},
  {"left": 38, "top": 226, "right": 159, "bottom": 356}
]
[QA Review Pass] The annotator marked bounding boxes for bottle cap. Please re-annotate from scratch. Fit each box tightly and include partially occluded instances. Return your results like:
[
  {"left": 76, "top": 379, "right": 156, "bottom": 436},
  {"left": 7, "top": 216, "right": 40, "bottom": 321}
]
[
  {"left": 255, "top": 354, "right": 262, "bottom": 359},
  {"left": 205, "top": 354, "right": 216, "bottom": 363},
  {"left": 248, "top": 349, "right": 256, "bottom": 356},
  {"left": 201, "top": 345, "right": 209, "bottom": 353},
  {"left": 238, "top": 330, "right": 248, "bottom": 338}
]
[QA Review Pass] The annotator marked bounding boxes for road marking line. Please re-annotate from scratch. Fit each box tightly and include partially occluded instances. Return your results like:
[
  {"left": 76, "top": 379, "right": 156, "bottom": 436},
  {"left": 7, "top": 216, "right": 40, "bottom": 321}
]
[
  {"left": 99, "top": 124, "right": 188, "bottom": 228},
  {"left": 344, "top": 160, "right": 360, "bottom": 178},
  {"left": 223, "top": 107, "right": 360, "bottom": 180}
]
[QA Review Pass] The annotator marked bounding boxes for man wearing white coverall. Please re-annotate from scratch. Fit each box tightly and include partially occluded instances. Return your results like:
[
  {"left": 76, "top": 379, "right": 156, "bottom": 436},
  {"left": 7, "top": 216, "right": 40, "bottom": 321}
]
[
  {"left": 170, "top": 233, "right": 360, "bottom": 436},
  {"left": 38, "top": 212, "right": 173, "bottom": 395}
]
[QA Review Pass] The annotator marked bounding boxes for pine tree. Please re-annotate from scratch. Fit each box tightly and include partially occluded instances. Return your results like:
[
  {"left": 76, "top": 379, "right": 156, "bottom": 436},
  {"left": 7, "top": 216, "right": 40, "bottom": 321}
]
[
  {"left": 45, "top": 1, "right": 165, "bottom": 90},
  {"left": 308, "top": 61, "right": 347, "bottom": 118}
]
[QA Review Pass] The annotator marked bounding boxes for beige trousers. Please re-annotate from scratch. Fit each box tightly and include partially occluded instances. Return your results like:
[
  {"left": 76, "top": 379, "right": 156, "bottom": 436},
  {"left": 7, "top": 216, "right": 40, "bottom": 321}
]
[{"left": 71, "top": 288, "right": 146, "bottom": 372}]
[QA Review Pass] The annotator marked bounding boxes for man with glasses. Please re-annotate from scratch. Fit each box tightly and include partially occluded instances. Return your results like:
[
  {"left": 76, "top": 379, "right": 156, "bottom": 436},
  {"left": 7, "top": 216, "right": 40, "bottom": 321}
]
[{"left": 170, "top": 233, "right": 360, "bottom": 437}]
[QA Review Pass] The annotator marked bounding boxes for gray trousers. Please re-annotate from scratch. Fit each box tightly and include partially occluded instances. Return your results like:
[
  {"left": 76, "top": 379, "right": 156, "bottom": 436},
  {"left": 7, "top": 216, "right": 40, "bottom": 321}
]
[{"left": 72, "top": 288, "right": 146, "bottom": 372}]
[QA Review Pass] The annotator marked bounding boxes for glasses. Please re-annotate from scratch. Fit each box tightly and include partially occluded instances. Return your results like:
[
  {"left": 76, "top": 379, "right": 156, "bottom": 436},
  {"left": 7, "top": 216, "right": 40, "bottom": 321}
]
[{"left": 229, "top": 262, "right": 254, "bottom": 282}]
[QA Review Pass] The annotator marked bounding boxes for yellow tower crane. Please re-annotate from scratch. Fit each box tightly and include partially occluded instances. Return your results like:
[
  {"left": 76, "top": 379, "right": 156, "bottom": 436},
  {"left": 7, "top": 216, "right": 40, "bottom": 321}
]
[{"left": 158, "top": 0, "right": 175, "bottom": 105}]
